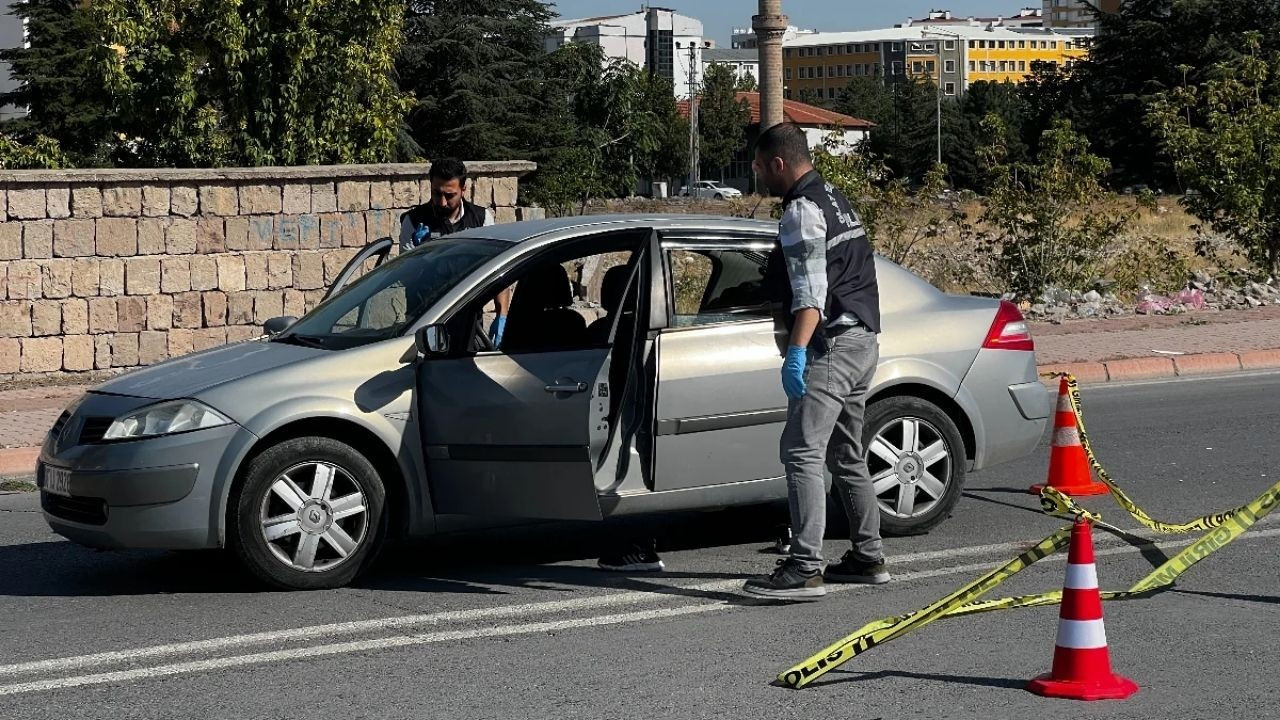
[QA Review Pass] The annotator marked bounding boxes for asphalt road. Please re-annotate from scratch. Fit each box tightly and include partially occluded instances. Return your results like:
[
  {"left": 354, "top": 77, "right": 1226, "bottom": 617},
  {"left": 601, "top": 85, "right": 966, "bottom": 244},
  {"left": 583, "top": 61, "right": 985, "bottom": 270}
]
[{"left": 2, "top": 372, "right": 1279, "bottom": 720}]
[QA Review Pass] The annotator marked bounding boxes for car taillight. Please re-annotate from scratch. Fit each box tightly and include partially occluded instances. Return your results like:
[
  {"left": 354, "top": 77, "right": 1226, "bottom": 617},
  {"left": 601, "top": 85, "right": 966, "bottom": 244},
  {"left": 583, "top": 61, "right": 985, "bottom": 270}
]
[{"left": 983, "top": 300, "right": 1035, "bottom": 352}]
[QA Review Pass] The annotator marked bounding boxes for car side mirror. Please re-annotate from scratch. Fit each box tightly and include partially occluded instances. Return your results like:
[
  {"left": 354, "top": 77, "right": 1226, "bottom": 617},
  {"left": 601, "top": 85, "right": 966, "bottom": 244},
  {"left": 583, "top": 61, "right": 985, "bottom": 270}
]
[
  {"left": 415, "top": 324, "right": 450, "bottom": 357},
  {"left": 263, "top": 316, "right": 297, "bottom": 335}
]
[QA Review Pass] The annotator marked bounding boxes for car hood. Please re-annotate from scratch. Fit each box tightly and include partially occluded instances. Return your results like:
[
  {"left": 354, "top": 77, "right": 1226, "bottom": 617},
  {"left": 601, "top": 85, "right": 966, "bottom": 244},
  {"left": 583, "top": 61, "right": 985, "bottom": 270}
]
[{"left": 94, "top": 340, "right": 326, "bottom": 401}]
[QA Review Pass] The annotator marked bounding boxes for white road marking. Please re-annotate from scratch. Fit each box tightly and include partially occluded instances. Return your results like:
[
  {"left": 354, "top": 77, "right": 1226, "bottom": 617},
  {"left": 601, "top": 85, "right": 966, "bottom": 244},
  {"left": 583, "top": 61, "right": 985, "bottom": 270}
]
[
  {"left": 1, "top": 524, "right": 1277, "bottom": 697},
  {"left": 3, "top": 516, "right": 1237, "bottom": 680}
]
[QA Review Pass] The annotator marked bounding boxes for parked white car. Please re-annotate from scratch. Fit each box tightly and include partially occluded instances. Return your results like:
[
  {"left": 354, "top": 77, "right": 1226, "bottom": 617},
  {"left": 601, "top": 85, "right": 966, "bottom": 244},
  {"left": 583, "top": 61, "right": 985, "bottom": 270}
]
[{"left": 679, "top": 181, "right": 743, "bottom": 200}]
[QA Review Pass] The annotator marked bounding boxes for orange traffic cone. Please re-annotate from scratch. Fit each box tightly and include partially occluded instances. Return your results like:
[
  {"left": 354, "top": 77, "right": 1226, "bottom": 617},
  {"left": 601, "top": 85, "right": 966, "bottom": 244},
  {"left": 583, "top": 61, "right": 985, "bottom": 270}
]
[
  {"left": 1030, "top": 377, "right": 1109, "bottom": 496},
  {"left": 1027, "top": 519, "right": 1139, "bottom": 701}
]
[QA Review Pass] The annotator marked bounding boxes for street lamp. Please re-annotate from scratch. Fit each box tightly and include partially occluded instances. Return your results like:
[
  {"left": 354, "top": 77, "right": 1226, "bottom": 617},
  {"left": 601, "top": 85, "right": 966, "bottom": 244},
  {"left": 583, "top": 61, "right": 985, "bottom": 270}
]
[{"left": 920, "top": 28, "right": 962, "bottom": 166}]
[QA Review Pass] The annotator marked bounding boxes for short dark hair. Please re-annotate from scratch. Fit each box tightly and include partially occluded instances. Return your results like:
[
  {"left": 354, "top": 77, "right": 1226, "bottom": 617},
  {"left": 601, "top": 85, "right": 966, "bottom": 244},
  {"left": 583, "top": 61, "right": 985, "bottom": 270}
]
[
  {"left": 754, "top": 123, "right": 811, "bottom": 167},
  {"left": 428, "top": 157, "right": 468, "bottom": 186}
]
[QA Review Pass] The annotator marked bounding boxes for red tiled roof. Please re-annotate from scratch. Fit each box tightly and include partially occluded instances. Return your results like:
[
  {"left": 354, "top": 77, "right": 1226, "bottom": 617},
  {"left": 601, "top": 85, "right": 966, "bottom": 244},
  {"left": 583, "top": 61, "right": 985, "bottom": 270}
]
[{"left": 677, "top": 92, "right": 874, "bottom": 129}]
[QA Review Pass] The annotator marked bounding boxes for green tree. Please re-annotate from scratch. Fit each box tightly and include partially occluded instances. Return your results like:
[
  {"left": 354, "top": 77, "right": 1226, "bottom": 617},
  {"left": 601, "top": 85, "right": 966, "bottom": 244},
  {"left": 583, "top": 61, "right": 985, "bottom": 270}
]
[
  {"left": 871, "top": 78, "right": 939, "bottom": 184},
  {"left": 944, "top": 81, "right": 1027, "bottom": 191},
  {"left": 835, "top": 77, "right": 892, "bottom": 127},
  {"left": 0, "top": 0, "right": 115, "bottom": 165},
  {"left": 94, "top": 0, "right": 411, "bottom": 167},
  {"left": 1070, "top": 0, "right": 1280, "bottom": 187},
  {"left": 1149, "top": 36, "right": 1280, "bottom": 275},
  {"left": 0, "top": 134, "right": 70, "bottom": 170},
  {"left": 639, "top": 73, "right": 691, "bottom": 184},
  {"left": 981, "top": 117, "right": 1130, "bottom": 297},
  {"left": 697, "top": 63, "right": 750, "bottom": 180},
  {"left": 398, "top": 0, "right": 553, "bottom": 161}
]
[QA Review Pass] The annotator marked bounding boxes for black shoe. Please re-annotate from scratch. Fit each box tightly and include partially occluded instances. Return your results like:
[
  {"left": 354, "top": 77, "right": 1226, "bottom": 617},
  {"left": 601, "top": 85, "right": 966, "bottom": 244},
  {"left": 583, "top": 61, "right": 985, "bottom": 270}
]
[
  {"left": 598, "top": 547, "right": 664, "bottom": 572},
  {"left": 824, "top": 552, "right": 891, "bottom": 584},
  {"left": 743, "top": 559, "right": 826, "bottom": 600}
]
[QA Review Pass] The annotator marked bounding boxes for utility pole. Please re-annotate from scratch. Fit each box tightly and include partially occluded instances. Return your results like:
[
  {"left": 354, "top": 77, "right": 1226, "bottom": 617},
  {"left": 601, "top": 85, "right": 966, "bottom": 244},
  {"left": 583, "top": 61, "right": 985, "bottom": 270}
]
[{"left": 688, "top": 41, "right": 700, "bottom": 190}]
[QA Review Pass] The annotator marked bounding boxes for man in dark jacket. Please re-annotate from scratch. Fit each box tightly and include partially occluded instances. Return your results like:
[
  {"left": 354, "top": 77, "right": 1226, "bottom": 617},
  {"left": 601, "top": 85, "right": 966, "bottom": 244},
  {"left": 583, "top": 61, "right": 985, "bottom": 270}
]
[
  {"left": 743, "top": 123, "right": 888, "bottom": 601},
  {"left": 400, "top": 158, "right": 508, "bottom": 345}
]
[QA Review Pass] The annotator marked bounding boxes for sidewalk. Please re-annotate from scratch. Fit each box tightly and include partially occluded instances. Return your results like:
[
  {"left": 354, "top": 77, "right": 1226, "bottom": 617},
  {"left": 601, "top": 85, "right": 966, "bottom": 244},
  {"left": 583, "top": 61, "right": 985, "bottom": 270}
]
[{"left": 5, "top": 307, "right": 1280, "bottom": 477}]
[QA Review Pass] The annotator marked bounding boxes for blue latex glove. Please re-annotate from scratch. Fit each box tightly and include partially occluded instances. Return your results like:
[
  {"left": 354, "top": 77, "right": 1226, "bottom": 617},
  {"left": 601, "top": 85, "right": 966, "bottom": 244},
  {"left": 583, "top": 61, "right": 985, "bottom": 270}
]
[
  {"left": 489, "top": 315, "right": 507, "bottom": 348},
  {"left": 412, "top": 223, "right": 430, "bottom": 246},
  {"left": 782, "top": 345, "right": 808, "bottom": 399}
]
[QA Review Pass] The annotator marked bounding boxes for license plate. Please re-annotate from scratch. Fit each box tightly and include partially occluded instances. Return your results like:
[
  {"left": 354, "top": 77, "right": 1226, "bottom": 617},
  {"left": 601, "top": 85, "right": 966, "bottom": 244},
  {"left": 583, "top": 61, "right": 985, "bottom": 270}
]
[{"left": 42, "top": 465, "right": 72, "bottom": 497}]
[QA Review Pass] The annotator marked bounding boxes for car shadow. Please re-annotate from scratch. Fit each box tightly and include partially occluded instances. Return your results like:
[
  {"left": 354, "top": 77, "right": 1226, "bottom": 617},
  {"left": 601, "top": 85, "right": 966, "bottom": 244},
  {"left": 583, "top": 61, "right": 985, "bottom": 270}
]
[{"left": 0, "top": 505, "right": 792, "bottom": 599}]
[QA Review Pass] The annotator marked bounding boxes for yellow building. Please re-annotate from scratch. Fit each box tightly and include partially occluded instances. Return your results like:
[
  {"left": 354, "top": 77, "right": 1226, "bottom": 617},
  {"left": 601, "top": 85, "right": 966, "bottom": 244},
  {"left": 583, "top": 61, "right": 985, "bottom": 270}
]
[{"left": 782, "top": 25, "right": 1091, "bottom": 100}]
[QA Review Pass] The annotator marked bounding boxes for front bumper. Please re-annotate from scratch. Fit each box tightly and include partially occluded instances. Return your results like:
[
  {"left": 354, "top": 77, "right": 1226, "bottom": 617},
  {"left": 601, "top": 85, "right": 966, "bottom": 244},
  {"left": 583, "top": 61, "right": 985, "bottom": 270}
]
[{"left": 39, "top": 392, "right": 257, "bottom": 550}]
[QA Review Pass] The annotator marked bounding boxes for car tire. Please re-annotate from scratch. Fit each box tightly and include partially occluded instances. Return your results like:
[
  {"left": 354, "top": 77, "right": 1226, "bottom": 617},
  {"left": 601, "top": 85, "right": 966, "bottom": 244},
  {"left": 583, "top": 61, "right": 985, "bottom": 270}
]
[
  {"left": 714, "top": 193, "right": 724, "bottom": 200},
  {"left": 229, "top": 436, "right": 386, "bottom": 590},
  {"left": 859, "top": 396, "right": 966, "bottom": 536}
]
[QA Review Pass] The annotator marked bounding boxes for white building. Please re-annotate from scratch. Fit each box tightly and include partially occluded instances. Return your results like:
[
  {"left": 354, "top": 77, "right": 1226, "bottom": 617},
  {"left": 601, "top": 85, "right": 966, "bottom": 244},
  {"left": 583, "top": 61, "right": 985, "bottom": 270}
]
[
  {"left": 897, "top": 8, "right": 1045, "bottom": 28},
  {"left": 702, "top": 48, "right": 759, "bottom": 86},
  {"left": 547, "top": 8, "right": 708, "bottom": 98},
  {"left": 731, "top": 24, "right": 817, "bottom": 49}
]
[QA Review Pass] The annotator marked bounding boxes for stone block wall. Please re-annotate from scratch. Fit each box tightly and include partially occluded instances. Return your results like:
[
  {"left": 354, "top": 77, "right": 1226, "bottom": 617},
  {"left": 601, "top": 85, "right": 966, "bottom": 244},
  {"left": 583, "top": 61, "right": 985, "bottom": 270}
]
[{"left": 0, "top": 162, "right": 542, "bottom": 381}]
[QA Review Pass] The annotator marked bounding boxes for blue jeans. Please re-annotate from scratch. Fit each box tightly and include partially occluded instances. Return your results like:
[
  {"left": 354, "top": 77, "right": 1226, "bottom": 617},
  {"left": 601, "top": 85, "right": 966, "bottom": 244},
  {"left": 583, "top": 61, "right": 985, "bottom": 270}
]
[{"left": 781, "top": 327, "right": 881, "bottom": 573}]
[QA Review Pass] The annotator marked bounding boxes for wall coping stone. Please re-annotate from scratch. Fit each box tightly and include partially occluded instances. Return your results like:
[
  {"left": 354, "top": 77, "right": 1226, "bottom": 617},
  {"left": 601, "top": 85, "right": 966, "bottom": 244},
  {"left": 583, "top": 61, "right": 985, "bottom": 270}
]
[{"left": 0, "top": 161, "right": 536, "bottom": 186}]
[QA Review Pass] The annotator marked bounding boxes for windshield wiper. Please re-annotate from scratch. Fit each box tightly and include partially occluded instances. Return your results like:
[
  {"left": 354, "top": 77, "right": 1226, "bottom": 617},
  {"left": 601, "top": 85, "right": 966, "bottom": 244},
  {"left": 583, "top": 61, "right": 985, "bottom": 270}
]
[{"left": 274, "top": 333, "right": 328, "bottom": 349}]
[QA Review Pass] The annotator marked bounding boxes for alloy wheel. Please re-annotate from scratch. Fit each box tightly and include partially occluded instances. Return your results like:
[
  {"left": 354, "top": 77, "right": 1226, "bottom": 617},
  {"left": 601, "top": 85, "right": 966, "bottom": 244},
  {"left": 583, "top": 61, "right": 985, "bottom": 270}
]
[
  {"left": 868, "top": 417, "right": 952, "bottom": 519},
  {"left": 259, "top": 461, "right": 369, "bottom": 573}
]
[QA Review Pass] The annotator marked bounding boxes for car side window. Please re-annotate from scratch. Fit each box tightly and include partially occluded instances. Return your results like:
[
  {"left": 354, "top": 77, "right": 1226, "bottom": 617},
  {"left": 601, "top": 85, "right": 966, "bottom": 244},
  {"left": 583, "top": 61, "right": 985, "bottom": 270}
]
[
  {"left": 475, "top": 249, "right": 636, "bottom": 355},
  {"left": 667, "top": 246, "right": 772, "bottom": 327}
]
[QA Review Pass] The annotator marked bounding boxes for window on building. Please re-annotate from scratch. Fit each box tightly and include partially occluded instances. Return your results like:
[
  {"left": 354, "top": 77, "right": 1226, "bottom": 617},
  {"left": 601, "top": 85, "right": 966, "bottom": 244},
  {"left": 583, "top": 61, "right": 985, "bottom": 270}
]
[
  {"left": 968, "top": 60, "right": 976, "bottom": 72},
  {"left": 1019, "top": 60, "right": 1026, "bottom": 71},
  {"left": 1052, "top": 41, "right": 1059, "bottom": 50},
  {"left": 785, "top": 68, "right": 792, "bottom": 80},
  {"left": 846, "top": 44, "right": 853, "bottom": 54},
  {"left": 998, "top": 40, "right": 1006, "bottom": 49},
  {"left": 784, "top": 48, "right": 792, "bottom": 58},
  {"left": 1001, "top": 61, "right": 1009, "bottom": 72},
  {"left": 1018, "top": 40, "right": 1026, "bottom": 48},
  {"left": 945, "top": 40, "right": 956, "bottom": 50},
  {"left": 945, "top": 82, "right": 956, "bottom": 95},
  {"left": 817, "top": 65, "right": 824, "bottom": 77},
  {"left": 912, "top": 60, "right": 924, "bottom": 74},
  {"left": 874, "top": 43, "right": 881, "bottom": 52},
  {"left": 893, "top": 61, "right": 904, "bottom": 75},
  {"left": 828, "top": 88, "right": 837, "bottom": 99},
  {"left": 847, "top": 64, "right": 854, "bottom": 76},
  {"left": 926, "top": 60, "right": 936, "bottom": 73},
  {"left": 945, "top": 59, "right": 956, "bottom": 73},
  {"left": 892, "top": 42, "right": 903, "bottom": 52}
]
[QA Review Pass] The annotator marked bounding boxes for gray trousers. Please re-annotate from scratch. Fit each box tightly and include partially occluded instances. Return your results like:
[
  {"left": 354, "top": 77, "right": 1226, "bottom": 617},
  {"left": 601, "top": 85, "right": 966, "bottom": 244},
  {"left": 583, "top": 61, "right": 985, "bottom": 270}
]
[{"left": 781, "top": 326, "right": 881, "bottom": 573}]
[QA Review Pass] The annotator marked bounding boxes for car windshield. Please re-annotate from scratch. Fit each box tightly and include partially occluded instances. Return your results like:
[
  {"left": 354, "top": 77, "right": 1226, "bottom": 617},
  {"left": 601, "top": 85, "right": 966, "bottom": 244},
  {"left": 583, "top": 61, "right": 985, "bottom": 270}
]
[{"left": 276, "top": 238, "right": 507, "bottom": 350}]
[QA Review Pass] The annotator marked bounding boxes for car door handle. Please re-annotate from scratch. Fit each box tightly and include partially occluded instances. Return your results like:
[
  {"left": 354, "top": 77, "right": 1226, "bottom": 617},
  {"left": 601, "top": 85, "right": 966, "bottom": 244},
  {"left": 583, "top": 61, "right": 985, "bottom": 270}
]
[{"left": 545, "top": 381, "right": 589, "bottom": 394}]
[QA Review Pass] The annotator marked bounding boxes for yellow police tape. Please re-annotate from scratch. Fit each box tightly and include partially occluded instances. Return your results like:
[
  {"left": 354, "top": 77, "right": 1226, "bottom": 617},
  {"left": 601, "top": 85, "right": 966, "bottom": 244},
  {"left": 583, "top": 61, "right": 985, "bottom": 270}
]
[{"left": 777, "top": 373, "right": 1280, "bottom": 689}]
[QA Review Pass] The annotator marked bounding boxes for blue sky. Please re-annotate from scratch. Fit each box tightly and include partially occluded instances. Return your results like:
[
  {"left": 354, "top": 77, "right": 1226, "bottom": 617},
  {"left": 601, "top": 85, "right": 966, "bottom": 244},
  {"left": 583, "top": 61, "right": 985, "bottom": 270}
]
[{"left": 547, "top": 1, "right": 1031, "bottom": 45}]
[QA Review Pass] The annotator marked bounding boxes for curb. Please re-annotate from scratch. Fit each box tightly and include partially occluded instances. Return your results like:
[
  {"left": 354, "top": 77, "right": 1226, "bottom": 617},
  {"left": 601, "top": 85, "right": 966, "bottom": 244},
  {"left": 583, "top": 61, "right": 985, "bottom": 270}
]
[
  {"left": 0, "top": 447, "right": 39, "bottom": 477},
  {"left": 1038, "top": 349, "right": 1280, "bottom": 385}
]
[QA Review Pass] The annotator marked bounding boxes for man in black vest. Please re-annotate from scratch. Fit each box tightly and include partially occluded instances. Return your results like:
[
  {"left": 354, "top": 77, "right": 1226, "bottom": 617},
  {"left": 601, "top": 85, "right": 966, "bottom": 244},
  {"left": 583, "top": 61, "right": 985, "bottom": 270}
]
[
  {"left": 400, "top": 158, "right": 509, "bottom": 345},
  {"left": 743, "top": 123, "right": 887, "bottom": 601}
]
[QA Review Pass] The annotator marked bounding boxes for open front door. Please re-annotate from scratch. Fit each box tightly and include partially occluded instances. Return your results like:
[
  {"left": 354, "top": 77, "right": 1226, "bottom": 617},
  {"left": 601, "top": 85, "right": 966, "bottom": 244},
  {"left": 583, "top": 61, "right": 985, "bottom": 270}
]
[
  {"left": 417, "top": 349, "right": 611, "bottom": 519},
  {"left": 415, "top": 231, "right": 646, "bottom": 520}
]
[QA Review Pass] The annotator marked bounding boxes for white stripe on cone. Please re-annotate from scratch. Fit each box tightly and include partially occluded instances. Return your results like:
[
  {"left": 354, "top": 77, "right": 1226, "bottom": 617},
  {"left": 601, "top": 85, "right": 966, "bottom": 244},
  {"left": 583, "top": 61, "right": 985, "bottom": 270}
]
[
  {"left": 1064, "top": 563, "right": 1099, "bottom": 590},
  {"left": 1057, "top": 392, "right": 1073, "bottom": 413},
  {"left": 1052, "top": 426, "right": 1082, "bottom": 447},
  {"left": 1055, "top": 618, "right": 1108, "bottom": 649}
]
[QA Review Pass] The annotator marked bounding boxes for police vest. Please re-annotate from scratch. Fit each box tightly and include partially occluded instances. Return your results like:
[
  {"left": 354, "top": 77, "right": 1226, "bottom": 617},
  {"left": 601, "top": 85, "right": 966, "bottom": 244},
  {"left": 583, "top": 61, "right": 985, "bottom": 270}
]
[
  {"left": 402, "top": 199, "right": 487, "bottom": 238},
  {"left": 764, "top": 169, "right": 881, "bottom": 334}
]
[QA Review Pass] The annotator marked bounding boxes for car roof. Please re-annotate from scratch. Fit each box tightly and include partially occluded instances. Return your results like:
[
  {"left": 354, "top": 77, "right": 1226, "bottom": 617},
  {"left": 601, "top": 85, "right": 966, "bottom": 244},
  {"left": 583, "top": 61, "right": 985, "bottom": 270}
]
[{"left": 456, "top": 214, "right": 777, "bottom": 244}]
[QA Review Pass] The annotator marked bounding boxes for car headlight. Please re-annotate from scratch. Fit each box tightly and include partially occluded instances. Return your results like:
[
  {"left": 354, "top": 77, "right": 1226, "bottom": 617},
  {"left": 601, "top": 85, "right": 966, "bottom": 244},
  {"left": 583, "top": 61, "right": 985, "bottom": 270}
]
[{"left": 103, "top": 400, "right": 231, "bottom": 441}]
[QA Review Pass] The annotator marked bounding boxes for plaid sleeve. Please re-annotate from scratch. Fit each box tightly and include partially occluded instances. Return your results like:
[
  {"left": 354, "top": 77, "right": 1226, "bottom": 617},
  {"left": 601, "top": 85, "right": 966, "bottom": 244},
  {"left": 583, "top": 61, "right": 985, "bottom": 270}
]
[{"left": 779, "top": 197, "right": 828, "bottom": 315}]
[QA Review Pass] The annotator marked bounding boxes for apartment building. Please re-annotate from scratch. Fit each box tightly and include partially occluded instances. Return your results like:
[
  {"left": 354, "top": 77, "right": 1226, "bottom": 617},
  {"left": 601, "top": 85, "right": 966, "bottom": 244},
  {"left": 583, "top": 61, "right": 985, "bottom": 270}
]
[
  {"left": 1043, "top": 0, "right": 1122, "bottom": 28},
  {"left": 782, "top": 25, "right": 1090, "bottom": 100},
  {"left": 546, "top": 7, "right": 709, "bottom": 98}
]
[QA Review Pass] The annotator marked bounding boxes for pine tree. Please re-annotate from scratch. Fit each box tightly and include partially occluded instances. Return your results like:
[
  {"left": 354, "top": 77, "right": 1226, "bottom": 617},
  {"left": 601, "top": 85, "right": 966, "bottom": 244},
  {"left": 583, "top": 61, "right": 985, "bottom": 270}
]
[
  {"left": 0, "top": 0, "right": 114, "bottom": 165},
  {"left": 398, "top": 0, "right": 555, "bottom": 161},
  {"left": 697, "top": 64, "right": 750, "bottom": 180}
]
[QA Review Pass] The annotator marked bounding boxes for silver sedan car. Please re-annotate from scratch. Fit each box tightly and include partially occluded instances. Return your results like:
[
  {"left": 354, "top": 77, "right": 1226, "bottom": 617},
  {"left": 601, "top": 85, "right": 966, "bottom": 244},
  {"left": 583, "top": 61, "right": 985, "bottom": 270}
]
[{"left": 38, "top": 215, "right": 1049, "bottom": 589}]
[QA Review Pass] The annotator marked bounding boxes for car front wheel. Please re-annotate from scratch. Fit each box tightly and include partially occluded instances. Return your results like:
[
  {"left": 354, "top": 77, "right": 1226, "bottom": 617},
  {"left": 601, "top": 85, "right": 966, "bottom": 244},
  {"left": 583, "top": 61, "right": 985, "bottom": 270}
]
[
  {"left": 862, "top": 396, "right": 965, "bottom": 535},
  {"left": 229, "top": 436, "right": 386, "bottom": 590}
]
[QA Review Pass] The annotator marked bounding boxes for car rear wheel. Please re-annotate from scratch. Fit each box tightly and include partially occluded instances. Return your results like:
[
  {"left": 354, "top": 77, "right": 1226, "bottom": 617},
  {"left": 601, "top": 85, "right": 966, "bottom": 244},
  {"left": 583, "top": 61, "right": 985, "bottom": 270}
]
[
  {"left": 862, "top": 396, "right": 965, "bottom": 536},
  {"left": 714, "top": 193, "right": 724, "bottom": 200},
  {"left": 229, "top": 436, "right": 386, "bottom": 590}
]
